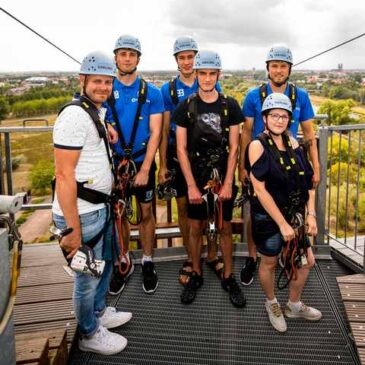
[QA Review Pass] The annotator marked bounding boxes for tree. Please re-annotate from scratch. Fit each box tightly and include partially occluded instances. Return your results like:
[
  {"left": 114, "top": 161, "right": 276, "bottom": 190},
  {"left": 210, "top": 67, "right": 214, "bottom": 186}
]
[
  {"left": 0, "top": 96, "right": 9, "bottom": 121},
  {"left": 318, "top": 99, "right": 356, "bottom": 125}
]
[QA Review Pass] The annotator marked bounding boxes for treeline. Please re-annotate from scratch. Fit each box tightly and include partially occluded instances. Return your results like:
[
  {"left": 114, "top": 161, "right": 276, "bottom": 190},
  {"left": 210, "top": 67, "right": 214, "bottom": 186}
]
[
  {"left": 11, "top": 96, "right": 71, "bottom": 117},
  {"left": 7, "top": 86, "right": 73, "bottom": 105}
]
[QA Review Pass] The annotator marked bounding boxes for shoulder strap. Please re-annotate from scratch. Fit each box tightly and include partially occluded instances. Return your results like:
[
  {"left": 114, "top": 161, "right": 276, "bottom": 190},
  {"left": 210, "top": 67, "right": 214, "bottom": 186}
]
[
  {"left": 128, "top": 78, "right": 148, "bottom": 155},
  {"left": 288, "top": 82, "right": 297, "bottom": 112},
  {"left": 106, "top": 78, "right": 147, "bottom": 158},
  {"left": 259, "top": 82, "right": 297, "bottom": 112},
  {"left": 259, "top": 83, "right": 268, "bottom": 107},
  {"left": 219, "top": 93, "right": 229, "bottom": 125},
  {"left": 169, "top": 77, "right": 179, "bottom": 106},
  {"left": 187, "top": 92, "right": 199, "bottom": 124}
]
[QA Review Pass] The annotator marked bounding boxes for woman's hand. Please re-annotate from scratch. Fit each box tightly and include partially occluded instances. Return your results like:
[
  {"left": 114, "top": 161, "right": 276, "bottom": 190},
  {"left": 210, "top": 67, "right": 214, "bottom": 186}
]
[
  {"left": 279, "top": 221, "right": 296, "bottom": 242},
  {"left": 306, "top": 215, "right": 317, "bottom": 236}
]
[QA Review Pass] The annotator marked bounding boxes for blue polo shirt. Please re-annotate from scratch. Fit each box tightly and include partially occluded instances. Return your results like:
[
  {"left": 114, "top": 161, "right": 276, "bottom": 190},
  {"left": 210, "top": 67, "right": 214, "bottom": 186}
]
[
  {"left": 105, "top": 76, "right": 164, "bottom": 162},
  {"left": 160, "top": 76, "right": 222, "bottom": 144},
  {"left": 243, "top": 83, "right": 314, "bottom": 138}
]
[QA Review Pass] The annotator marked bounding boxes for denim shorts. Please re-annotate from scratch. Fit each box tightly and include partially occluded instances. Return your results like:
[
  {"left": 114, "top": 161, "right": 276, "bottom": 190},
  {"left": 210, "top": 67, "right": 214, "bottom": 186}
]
[{"left": 251, "top": 211, "right": 284, "bottom": 257}]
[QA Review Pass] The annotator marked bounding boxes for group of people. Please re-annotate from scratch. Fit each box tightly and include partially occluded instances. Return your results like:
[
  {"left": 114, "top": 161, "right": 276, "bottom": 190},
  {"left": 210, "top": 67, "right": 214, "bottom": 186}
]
[{"left": 52, "top": 34, "right": 322, "bottom": 356}]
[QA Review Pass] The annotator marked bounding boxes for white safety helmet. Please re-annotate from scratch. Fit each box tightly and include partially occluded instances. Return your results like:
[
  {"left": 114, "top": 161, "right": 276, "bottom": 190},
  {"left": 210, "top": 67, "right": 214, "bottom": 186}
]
[
  {"left": 266, "top": 45, "right": 293, "bottom": 65},
  {"left": 79, "top": 51, "right": 115, "bottom": 77},
  {"left": 114, "top": 35, "right": 142, "bottom": 55},
  {"left": 193, "top": 50, "right": 222, "bottom": 70},
  {"left": 173, "top": 36, "right": 199, "bottom": 55},
  {"left": 261, "top": 93, "right": 292, "bottom": 114}
]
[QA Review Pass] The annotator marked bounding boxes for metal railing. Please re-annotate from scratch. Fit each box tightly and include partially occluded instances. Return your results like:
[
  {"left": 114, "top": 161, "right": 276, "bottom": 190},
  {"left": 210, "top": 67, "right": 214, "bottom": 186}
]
[
  {"left": 317, "top": 123, "right": 365, "bottom": 272},
  {"left": 1, "top": 118, "right": 364, "bottom": 269}
]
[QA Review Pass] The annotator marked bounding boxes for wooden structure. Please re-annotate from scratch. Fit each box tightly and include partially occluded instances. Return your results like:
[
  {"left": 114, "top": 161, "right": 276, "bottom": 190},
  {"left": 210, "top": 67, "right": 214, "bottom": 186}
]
[{"left": 337, "top": 273, "right": 365, "bottom": 365}]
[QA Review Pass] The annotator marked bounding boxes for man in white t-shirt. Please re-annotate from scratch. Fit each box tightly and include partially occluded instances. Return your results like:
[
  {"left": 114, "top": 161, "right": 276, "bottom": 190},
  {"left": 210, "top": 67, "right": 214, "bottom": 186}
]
[{"left": 52, "top": 51, "right": 131, "bottom": 356}]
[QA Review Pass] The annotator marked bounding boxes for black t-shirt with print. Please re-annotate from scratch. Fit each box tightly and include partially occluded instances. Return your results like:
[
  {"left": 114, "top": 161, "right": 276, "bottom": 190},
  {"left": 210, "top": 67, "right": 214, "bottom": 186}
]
[{"left": 173, "top": 93, "right": 243, "bottom": 187}]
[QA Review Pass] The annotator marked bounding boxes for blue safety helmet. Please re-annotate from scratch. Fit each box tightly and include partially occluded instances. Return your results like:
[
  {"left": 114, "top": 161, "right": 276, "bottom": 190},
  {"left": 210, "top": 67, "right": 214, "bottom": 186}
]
[
  {"left": 266, "top": 45, "right": 293, "bottom": 65},
  {"left": 173, "top": 36, "right": 199, "bottom": 55},
  {"left": 193, "top": 50, "right": 222, "bottom": 70},
  {"left": 79, "top": 51, "right": 115, "bottom": 77},
  {"left": 261, "top": 93, "right": 292, "bottom": 114},
  {"left": 114, "top": 35, "right": 142, "bottom": 55}
]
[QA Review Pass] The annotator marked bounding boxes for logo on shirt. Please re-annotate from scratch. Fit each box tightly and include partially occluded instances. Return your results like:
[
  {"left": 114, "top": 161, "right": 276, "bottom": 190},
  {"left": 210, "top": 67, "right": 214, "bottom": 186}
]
[
  {"left": 114, "top": 90, "right": 119, "bottom": 99},
  {"left": 197, "top": 113, "right": 222, "bottom": 133},
  {"left": 177, "top": 89, "right": 184, "bottom": 98}
]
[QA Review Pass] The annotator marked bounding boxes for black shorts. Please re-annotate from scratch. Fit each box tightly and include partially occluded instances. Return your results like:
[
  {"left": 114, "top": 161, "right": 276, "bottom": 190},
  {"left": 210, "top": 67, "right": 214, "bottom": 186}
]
[
  {"left": 167, "top": 154, "right": 187, "bottom": 198},
  {"left": 187, "top": 184, "right": 238, "bottom": 221},
  {"left": 130, "top": 162, "right": 156, "bottom": 203},
  {"left": 251, "top": 210, "right": 310, "bottom": 257}
]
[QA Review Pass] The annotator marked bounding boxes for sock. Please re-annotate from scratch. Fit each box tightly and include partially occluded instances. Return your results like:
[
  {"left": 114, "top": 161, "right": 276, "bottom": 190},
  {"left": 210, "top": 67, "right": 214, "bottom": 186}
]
[
  {"left": 288, "top": 300, "right": 302, "bottom": 312},
  {"left": 121, "top": 251, "right": 130, "bottom": 264},
  {"left": 142, "top": 255, "right": 152, "bottom": 265},
  {"left": 266, "top": 297, "right": 278, "bottom": 305}
]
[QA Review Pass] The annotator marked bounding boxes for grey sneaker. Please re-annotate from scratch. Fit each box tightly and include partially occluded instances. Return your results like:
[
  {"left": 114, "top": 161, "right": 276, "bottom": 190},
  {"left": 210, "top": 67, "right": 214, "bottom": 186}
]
[
  {"left": 265, "top": 301, "right": 287, "bottom": 333},
  {"left": 285, "top": 302, "right": 322, "bottom": 321}
]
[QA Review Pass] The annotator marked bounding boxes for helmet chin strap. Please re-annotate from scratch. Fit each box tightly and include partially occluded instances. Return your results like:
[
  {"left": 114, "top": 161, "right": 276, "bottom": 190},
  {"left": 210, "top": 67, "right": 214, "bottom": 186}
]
[
  {"left": 178, "top": 67, "right": 194, "bottom": 78},
  {"left": 117, "top": 65, "right": 137, "bottom": 76}
]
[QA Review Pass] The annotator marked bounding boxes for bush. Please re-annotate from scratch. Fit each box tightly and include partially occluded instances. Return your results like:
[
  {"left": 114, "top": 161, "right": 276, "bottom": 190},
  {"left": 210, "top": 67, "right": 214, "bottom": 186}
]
[{"left": 30, "top": 160, "right": 54, "bottom": 194}]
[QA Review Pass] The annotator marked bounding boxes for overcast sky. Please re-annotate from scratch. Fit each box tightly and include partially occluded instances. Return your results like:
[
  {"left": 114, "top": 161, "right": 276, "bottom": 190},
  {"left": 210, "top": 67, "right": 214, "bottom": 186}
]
[{"left": 0, "top": 0, "right": 364, "bottom": 72}]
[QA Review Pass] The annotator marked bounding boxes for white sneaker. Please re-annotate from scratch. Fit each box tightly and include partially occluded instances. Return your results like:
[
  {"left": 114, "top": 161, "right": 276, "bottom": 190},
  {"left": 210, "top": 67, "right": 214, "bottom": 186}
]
[
  {"left": 285, "top": 302, "right": 322, "bottom": 321},
  {"left": 265, "top": 301, "right": 287, "bottom": 333},
  {"left": 79, "top": 325, "right": 127, "bottom": 355},
  {"left": 100, "top": 307, "right": 132, "bottom": 329}
]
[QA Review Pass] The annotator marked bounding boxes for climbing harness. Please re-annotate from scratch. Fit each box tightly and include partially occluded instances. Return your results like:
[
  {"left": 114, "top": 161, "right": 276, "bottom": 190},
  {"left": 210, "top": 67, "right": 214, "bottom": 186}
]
[
  {"left": 277, "top": 211, "right": 309, "bottom": 290},
  {"left": 156, "top": 169, "right": 177, "bottom": 200},
  {"left": 202, "top": 168, "right": 223, "bottom": 242}
]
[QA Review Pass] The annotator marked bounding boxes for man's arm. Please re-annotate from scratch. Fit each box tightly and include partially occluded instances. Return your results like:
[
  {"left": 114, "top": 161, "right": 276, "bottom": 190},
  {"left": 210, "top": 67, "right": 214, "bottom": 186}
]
[
  {"left": 301, "top": 119, "right": 320, "bottom": 187},
  {"left": 238, "top": 116, "right": 253, "bottom": 184},
  {"left": 134, "top": 112, "right": 162, "bottom": 187},
  {"left": 220, "top": 124, "right": 239, "bottom": 200},
  {"left": 176, "top": 125, "right": 202, "bottom": 204},
  {"left": 158, "top": 111, "right": 171, "bottom": 184},
  {"left": 54, "top": 148, "right": 82, "bottom": 258}
]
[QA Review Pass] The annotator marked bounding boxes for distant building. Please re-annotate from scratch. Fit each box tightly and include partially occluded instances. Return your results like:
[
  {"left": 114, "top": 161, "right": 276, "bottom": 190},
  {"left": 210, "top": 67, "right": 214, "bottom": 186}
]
[{"left": 23, "top": 77, "right": 49, "bottom": 87}]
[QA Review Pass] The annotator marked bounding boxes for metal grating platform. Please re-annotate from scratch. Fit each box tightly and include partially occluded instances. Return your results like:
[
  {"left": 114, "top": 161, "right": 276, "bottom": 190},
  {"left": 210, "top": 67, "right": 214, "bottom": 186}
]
[{"left": 68, "top": 257, "right": 360, "bottom": 365}]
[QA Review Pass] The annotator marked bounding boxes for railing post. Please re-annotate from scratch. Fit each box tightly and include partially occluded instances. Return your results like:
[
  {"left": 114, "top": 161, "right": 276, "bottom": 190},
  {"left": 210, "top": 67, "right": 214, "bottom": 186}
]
[
  {"left": 316, "top": 123, "right": 329, "bottom": 245},
  {"left": 5, "top": 132, "right": 13, "bottom": 196}
]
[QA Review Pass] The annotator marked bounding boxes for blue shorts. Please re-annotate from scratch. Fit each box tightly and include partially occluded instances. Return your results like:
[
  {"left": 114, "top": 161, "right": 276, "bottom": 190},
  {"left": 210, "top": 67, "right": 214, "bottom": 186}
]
[{"left": 251, "top": 211, "right": 284, "bottom": 257}]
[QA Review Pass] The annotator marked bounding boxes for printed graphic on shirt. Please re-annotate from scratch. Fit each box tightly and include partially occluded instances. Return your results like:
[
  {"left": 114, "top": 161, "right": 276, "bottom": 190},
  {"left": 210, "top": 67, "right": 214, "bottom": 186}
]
[{"left": 197, "top": 113, "right": 222, "bottom": 134}]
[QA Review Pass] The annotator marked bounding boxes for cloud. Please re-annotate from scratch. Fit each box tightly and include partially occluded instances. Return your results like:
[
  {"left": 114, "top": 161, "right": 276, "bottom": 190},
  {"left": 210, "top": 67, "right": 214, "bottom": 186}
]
[{"left": 167, "top": 0, "right": 295, "bottom": 47}]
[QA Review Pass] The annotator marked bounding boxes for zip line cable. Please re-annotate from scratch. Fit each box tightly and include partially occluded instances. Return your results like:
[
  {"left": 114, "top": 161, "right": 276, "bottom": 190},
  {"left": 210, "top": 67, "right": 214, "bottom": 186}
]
[
  {"left": 0, "top": 7, "right": 81, "bottom": 65},
  {"left": 294, "top": 32, "right": 365, "bottom": 67}
]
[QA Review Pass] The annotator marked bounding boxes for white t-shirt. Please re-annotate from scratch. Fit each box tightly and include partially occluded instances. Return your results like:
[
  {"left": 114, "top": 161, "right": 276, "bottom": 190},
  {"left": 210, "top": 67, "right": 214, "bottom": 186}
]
[{"left": 52, "top": 105, "right": 113, "bottom": 216}]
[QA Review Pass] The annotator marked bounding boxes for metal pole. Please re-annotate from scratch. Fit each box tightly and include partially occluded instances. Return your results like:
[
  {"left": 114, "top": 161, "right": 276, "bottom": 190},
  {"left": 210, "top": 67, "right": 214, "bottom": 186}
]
[
  {"left": 316, "top": 123, "right": 329, "bottom": 245},
  {"left": 0, "top": 228, "right": 16, "bottom": 365},
  {"left": 0, "top": 133, "right": 4, "bottom": 194},
  {"left": 4, "top": 133, "right": 13, "bottom": 196}
]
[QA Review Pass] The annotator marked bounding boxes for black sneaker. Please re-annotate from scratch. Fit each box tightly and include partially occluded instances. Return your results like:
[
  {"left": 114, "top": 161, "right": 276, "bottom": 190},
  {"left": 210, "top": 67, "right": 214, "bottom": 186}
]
[
  {"left": 222, "top": 274, "right": 246, "bottom": 308},
  {"left": 181, "top": 271, "right": 204, "bottom": 304},
  {"left": 109, "top": 262, "right": 135, "bottom": 296},
  {"left": 240, "top": 257, "right": 257, "bottom": 286},
  {"left": 142, "top": 261, "right": 158, "bottom": 294}
]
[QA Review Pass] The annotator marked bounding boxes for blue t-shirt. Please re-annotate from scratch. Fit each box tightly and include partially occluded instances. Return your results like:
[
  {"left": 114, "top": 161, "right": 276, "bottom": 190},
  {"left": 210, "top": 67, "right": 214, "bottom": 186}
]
[
  {"left": 105, "top": 76, "right": 164, "bottom": 162},
  {"left": 160, "top": 77, "right": 221, "bottom": 144},
  {"left": 243, "top": 83, "right": 314, "bottom": 138}
]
